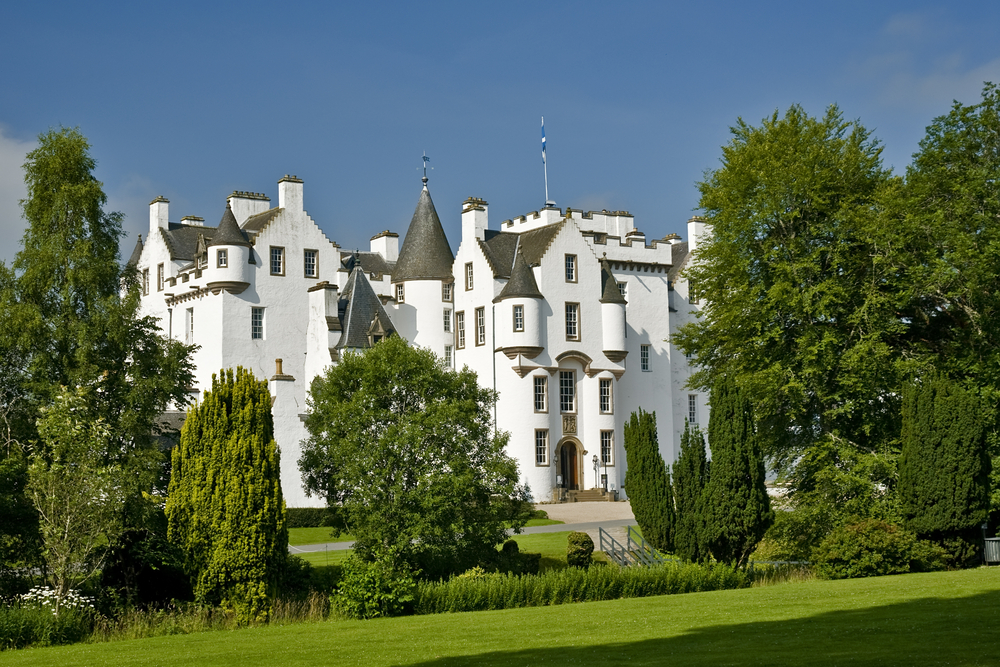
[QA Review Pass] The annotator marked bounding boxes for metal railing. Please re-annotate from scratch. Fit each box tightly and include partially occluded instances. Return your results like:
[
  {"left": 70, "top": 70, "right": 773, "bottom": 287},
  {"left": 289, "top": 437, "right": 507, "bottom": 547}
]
[{"left": 598, "top": 526, "right": 676, "bottom": 567}]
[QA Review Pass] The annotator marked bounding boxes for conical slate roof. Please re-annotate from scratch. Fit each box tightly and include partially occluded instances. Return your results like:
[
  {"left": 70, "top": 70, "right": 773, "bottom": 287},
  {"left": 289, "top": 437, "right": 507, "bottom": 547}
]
[
  {"left": 208, "top": 203, "right": 251, "bottom": 247},
  {"left": 338, "top": 266, "right": 396, "bottom": 349},
  {"left": 126, "top": 234, "right": 144, "bottom": 268},
  {"left": 392, "top": 185, "right": 454, "bottom": 282},
  {"left": 600, "top": 258, "right": 626, "bottom": 304},
  {"left": 493, "top": 251, "right": 542, "bottom": 303}
]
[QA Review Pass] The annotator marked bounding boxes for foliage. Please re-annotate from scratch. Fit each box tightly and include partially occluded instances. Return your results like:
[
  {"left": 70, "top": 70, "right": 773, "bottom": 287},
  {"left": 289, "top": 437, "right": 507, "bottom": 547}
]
[
  {"left": 701, "top": 377, "right": 773, "bottom": 567},
  {"left": 899, "top": 374, "right": 990, "bottom": 566},
  {"left": 285, "top": 508, "right": 335, "bottom": 529},
  {"left": 333, "top": 552, "right": 416, "bottom": 620},
  {"left": 413, "top": 560, "right": 751, "bottom": 615},
  {"left": 622, "top": 409, "right": 674, "bottom": 552},
  {"left": 0, "top": 598, "right": 95, "bottom": 651},
  {"left": 0, "top": 451, "right": 39, "bottom": 597},
  {"left": 166, "top": 368, "right": 287, "bottom": 625},
  {"left": 675, "top": 105, "right": 900, "bottom": 470},
  {"left": 673, "top": 422, "right": 709, "bottom": 562},
  {"left": 99, "top": 524, "right": 191, "bottom": 612},
  {"left": 565, "top": 532, "right": 595, "bottom": 569},
  {"left": 494, "top": 540, "right": 541, "bottom": 576},
  {"left": 27, "top": 388, "right": 127, "bottom": 609},
  {"left": 299, "top": 336, "right": 528, "bottom": 579},
  {"left": 813, "top": 519, "right": 948, "bottom": 580}
]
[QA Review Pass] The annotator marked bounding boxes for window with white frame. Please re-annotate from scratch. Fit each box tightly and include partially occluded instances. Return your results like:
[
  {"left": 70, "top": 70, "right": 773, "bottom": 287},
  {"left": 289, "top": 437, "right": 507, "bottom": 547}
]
[
  {"left": 565, "top": 303, "right": 580, "bottom": 341},
  {"left": 217, "top": 250, "right": 228, "bottom": 268},
  {"left": 157, "top": 263, "right": 164, "bottom": 290},
  {"left": 442, "top": 282, "right": 453, "bottom": 301},
  {"left": 689, "top": 394, "right": 698, "bottom": 425},
  {"left": 689, "top": 281, "right": 699, "bottom": 305},
  {"left": 444, "top": 345, "right": 453, "bottom": 368},
  {"left": 251, "top": 307, "right": 264, "bottom": 340},
  {"left": 618, "top": 281, "right": 627, "bottom": 299},
  {"left": 396, "top": 283, "right": 405, "bottom": 303},
  {"left": 535, "top": 430, "right": 549, "bottom": 466},
  {"left": 142, "top": 268, "right": 149, "bottom": 296},
  {"left": 641, "top": 344, "right": 651, "bottom": 371},
  {"left": 475, "top": 307, "right": 485, "bottom": 346},
  {"left": 513, "top": 304, "right": 524, "bottom": 332},
  {"left": 456, "top": 311, "right": 465, "bottom": 348},
  {"left": 304, "top": 249, "right": 317, "bottom": 278},
  {"left": 559, "top": 370, "right": 575, "bottom": 413},
  {"left": 533, "top": 376, "right": 547, "bottom": 412},
  {"left": 185, "top": 308, "right": 194, "bottom": 344},
  {"left": 270, "top": 247, "right": 284, "bottom": 275},
  {"left": 465, "top": 262, "right": 474, "bottom": 290},
  {"left": 601, "top": 430, "right": 614, "bottom": 465},
  {"left": 443, "top": 309, "right": 452, "bottom": 333},
  {"left": 565, "top": 254, "right": 577, "bottom": 282},
  {"left": 600, "top": 378, "right": 613, "bottom": 413}
]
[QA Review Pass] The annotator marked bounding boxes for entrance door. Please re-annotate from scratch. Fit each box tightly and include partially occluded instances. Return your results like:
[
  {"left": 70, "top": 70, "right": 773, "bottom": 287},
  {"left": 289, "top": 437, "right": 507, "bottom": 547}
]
[{"left": 560, "top": 441, "right": 579, "bottom": 490}]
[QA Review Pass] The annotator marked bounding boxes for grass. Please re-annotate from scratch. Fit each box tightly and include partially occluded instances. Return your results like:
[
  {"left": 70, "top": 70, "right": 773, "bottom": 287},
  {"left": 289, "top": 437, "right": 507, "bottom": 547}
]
[
  {"left": 7, "top": 568, "right": 999, "bottom": 665},
  {"left": 287, "top": 519, "right": 562, "bottom": 548}
]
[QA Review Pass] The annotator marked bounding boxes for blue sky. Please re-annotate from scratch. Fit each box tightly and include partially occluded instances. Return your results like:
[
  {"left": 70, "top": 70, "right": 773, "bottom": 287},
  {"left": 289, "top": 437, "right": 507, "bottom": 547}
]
[{"left": 2, "top": 1, "right": 999, "bottom": 264}]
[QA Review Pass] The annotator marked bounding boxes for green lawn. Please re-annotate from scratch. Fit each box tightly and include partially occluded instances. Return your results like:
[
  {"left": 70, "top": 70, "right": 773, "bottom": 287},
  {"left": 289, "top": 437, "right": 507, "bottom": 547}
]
[
  {"left": 288, "top": 519, "right": 562, "bottom": 548},
  {"left": 9, "top": 569, "right": 1000, "bottom": 666}
]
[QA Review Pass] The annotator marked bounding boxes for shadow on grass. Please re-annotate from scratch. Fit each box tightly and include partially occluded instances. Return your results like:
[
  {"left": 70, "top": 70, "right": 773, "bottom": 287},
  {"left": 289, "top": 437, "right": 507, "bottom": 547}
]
[{"left": 393, "top": 588, "right": 1000, "bottom": 667}]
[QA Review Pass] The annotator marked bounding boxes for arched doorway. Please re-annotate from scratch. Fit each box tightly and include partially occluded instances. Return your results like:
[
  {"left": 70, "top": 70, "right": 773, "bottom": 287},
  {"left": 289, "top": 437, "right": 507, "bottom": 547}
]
[{"left": 559, "top": 439, "right": 581, "bottom": 491}]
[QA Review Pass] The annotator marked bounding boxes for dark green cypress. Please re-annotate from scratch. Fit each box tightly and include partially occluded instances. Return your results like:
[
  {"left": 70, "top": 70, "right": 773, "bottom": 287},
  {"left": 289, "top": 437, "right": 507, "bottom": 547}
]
[
  {"left": 899, "top": 374, "right": 990, "bottom": 565},
  {"left": 623, "top": 409, "right": 674, "bottom": 553},
  {"left": 701, "top": 376, "right": 773, "bottom": 567},
  {"left": 673, "top": 421, "right": 709, "bottom": 562},
  {"left": 166, "top": 367, "right": 287, "bottom": 624}
]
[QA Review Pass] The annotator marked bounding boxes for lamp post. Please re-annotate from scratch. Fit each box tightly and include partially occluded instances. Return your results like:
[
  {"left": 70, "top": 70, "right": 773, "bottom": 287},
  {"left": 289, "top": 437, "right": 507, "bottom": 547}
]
[{"left": 592, "top": 455, "right": 599, "bottom": 489}]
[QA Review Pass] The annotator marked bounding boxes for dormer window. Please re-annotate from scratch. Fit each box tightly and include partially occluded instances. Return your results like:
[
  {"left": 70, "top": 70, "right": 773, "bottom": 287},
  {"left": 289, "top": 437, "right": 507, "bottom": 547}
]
[
  {"left": 217, "top": 249, "right": 228, "bottom": 268},
  {"left": 198, "top": 254, "right": 207, "bottom": 270}
]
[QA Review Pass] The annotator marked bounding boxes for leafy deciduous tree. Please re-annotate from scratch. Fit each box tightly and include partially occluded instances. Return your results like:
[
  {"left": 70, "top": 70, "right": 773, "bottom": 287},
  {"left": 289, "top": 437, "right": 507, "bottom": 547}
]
[
  {"left": 622, "top": 408, "right": 674, "bottom": 553},
  {"left": 166, "top": 367, "right": 287, "bottom": 624}
]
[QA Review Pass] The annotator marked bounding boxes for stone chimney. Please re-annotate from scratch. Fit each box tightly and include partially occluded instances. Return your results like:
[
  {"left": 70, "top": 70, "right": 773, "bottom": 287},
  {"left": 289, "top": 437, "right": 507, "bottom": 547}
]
[
  {"left": 278, "top": 175, "right": 304, "bottom": 212},
  {"left": 149, "top": 196, "right": 169, "bottom": 234},
  {"left": 461, "top": 197, "right": 488, "bottom": 242},
  {"left": 370, "top": 230, "right": 399, "bottom": 263}
]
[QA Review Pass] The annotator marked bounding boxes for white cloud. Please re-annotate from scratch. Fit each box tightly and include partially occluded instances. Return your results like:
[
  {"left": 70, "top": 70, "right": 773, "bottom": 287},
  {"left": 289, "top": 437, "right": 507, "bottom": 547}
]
[{"left": 0, "top": 128, "right": 34, "bottom": 265}]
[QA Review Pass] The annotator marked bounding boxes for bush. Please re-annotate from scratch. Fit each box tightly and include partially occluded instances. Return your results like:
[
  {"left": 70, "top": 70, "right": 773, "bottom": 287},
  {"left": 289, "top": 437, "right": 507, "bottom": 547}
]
[
  {"left": 285, "top": 508, "right": 334, "bottom": 529},
  {"left": 566, "top": 532, "right": 595, "bottom": 568},
  {"left": 413, "top": 561, "right": 751, "bottom": 615},
  {"left": 813, "top": 519, "right": 948, "bottom": 579},
  {"left": 495, "top": 540, "right": 541, "bottom": 576},
  {"left": 333, "top": 554, "right": 416, "bottom": 619},
  {"left": 1, "top": 587, "right": 97, "bottom": 650},
  {"left": 100, "top": 528, "right": 191, "bottom": 612}
]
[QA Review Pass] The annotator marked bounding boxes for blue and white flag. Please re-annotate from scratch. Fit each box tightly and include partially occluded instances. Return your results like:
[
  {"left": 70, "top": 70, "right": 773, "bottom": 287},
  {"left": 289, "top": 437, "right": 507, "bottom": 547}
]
[{"left": 541, "top": 117, "right": 546, "bottom": 164}]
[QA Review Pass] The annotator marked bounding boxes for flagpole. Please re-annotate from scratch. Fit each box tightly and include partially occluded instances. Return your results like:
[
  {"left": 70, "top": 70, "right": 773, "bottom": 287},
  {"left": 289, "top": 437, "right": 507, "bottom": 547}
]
[{"left": 541, "top": 116, "right": 549, "bottom": 205}]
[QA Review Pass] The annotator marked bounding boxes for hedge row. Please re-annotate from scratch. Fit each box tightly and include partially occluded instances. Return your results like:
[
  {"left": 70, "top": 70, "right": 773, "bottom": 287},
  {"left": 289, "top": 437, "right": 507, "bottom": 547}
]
[
  {"left": 286, "top": 508, "right": 333, "bottom": 528},
  {"left": 413, "top": 561, "right": 751, "bottom": 615}
]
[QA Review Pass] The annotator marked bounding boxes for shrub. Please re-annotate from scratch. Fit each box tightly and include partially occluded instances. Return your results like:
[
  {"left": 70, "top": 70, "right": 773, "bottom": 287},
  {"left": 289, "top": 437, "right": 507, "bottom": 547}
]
[
  {"left": 566, "top": 532, "right": 595, "bottom": 568},
  {"left": 495, "top": 540, "right": 541, "bottom": 576},
  {"left": 285, "top": 508, "right": 334, "bottom": 529},
  {"left": 813, "top": 519, "right": 948, "bottom": 579},
  {"left": 1, "top": 587, "right": 97, "bottom": 650},
  {"left": 100, "top": 528, "right": 191, "bottom": 612},
  {"left": 333, "top": 554, "right": 416, "bottom": 619},
  {"left": 413, "top": 561, "right": 751, "bottom": 615}
]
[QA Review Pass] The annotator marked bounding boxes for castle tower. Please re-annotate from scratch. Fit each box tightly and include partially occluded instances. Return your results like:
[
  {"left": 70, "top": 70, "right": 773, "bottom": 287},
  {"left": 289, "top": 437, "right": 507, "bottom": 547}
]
[
  {"left": 205, "top": 203, "right": 252, "bottom": 294},
  {"left": 493, "top": 250, "right": 543, "bottom": 359}
]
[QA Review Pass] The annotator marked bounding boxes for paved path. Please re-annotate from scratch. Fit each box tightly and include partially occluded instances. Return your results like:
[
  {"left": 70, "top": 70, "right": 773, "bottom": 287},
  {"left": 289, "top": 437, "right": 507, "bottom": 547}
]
[{"left": 288, "top": 501, "right": 637, "bottom": 554}]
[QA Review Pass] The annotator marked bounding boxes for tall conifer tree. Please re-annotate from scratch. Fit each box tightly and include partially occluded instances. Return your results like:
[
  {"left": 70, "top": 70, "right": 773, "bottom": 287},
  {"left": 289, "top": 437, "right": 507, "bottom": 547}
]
[
  {"left": 166, "top": 367, "right": 287, "bottom": 624},
  {"left": 673, "top": 421, "right": 709, "bottom": 562},
  {"left": 622, "top": 409, "right": 674, "bottom": 552},
  {"left": 899, "top": 374, "right": 990, "bottom": 565},
  {"left": 701, "top": 376, "right": 773, "bottom": 567}
]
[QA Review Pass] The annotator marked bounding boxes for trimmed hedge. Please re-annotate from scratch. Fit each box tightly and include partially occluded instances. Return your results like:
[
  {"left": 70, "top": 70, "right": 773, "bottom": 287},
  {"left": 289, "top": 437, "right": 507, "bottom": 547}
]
[
  {"left": 286, "top": 508, "right": 333, "bottom": 529},
  {"left": 566, "top": 532, "right": 595, "bottom": 568},
  {"left": 413, "top": 561, "right": 751, "bottom": 615}
]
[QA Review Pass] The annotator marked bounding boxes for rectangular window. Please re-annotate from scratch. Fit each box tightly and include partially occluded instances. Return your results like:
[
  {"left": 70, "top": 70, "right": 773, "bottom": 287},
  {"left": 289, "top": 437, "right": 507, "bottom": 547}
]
[
  {"left": 396, "top": 283, "right": 405, "bottom": 303},
  {"left": 689, "top": 394, "right": 698, "bottom": 425},
  {"left": 565, "top": 303, "right": 580, "bottom": 341},
  {"left": 251, "top": 307, "right": 264, "bottom": 340},
  {"left": 198, "top": 255, "right": 207, "bottom": 269},
  {"left": 443, "top": 309, "right": 452, "bottom": 333},
  {"left": 465, "top": 262, "right": 474, "bottom": 290},
  {"left": 456, "top": 311, "right": 466, "bottom": 349},
  {"left": 270, "top": 246, "right": 285, "bottom": 275},
  {"left": 618, "top": 281, "right": 627, "bottom": 299},
  {"left": 217, "top": 250, "right": 228, "bottom": 269},
  {"left": 641, "top": 344, "right": 651, "bottom": 371},
  {"left": 157, "top": 263, "right": 164, "bottom": 291},
  {"left": 535, "top": 430, "right": 549, "bottom": 466},
  {"left": 442, "top": 282, "right": 453, "bottom": 301},
  {"left": 600, "top": 378, "right": 613, "bottom": 414},
  {"left": 444, "top": 345, "right": 453, "bottom": 368},
  {"left": 565, "top": 254, "right": 577, "bottom": 282},
  {"left": 533, "top": 376, "right": 547, "bottom": 412},
  {"left": 513, "top": 304, "right": 524, "bottom": 332},
  {"left": 142, "top": 268, "right": 149, "bottom": 296},
  {"left": 601, "top": 430, "right": 614, "bottom": 465},
  {"left": 689, "top": 281, "right": 699, "bottom": 305},
  {"left": 559, "top": 370, "right": 575, "bottom": 413},
  {"left": 475, "top": 307, "right": 486, "bottom": 346},
  {"left": 304, "top": 249, "right": 317, "bottom": 278},
  {"left": 185, "top": 308, "right": 194, "bottom": 344}
]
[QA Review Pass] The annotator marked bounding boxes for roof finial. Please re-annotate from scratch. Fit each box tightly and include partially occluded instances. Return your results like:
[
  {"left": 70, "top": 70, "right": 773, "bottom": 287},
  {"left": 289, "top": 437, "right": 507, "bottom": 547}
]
[{"left": 422, "top": 152, "right": 431, "bottom": 188}]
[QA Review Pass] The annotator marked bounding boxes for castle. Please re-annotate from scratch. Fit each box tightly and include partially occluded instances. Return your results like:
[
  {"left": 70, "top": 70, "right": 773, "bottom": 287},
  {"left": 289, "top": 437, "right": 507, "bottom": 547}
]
[{"left": 129, "top": 174, "right": 707, "bottom": 506}]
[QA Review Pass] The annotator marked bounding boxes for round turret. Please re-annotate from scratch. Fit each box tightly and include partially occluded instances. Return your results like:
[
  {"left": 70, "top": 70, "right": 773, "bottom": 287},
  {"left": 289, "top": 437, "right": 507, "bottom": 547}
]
[{"left": 205, "top": 203, "right": 252, "bottom": 294}]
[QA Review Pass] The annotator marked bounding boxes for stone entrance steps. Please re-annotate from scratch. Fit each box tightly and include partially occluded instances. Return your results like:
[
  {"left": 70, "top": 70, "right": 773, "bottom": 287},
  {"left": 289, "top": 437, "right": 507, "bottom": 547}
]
[{"left": 566, "top": 489, "right": 616, "bottom": 502}]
